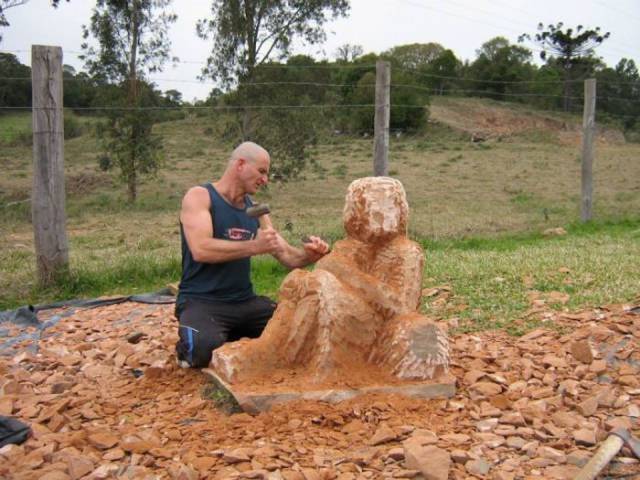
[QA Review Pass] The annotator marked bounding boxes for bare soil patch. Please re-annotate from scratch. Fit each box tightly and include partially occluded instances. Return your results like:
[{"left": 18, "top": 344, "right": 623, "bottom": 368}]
[{"left": 430, "top": 97, "right": 626, "bottom": 145}]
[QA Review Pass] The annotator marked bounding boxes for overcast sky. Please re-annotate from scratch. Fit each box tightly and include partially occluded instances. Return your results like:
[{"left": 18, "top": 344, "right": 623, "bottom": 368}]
[{"left": 2, "top": 0, "right": 638, "bottom": 101}]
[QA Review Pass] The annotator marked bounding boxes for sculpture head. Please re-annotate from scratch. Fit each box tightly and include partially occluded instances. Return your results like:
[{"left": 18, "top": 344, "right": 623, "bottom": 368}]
[{"left": 343, "top": 177, "right": 409, "bottom": 244}]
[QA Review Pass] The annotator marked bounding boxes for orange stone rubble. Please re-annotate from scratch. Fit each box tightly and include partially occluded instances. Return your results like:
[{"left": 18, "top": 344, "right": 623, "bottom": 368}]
[{"left": 1, "top": 292, "right": 639, "bottom": 479}]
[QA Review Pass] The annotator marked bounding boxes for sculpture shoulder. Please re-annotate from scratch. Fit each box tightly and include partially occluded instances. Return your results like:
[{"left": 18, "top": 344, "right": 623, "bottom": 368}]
[
  {"left": 384, "top": 236, "right": 424, "bottom": 258},
  {"left": 316, "top": 238, "right": 367, "bottom": 270}
]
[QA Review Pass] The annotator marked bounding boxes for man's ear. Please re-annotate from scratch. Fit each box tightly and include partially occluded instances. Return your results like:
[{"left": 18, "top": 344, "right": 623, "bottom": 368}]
[{"left": 236, "top": 158, "right": 246, "bottom": 171}]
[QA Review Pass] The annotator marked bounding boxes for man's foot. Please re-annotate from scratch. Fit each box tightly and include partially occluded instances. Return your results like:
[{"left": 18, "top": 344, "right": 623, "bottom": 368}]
[{"left": 175, "top": 354, "right": 191, "bottom": 369}]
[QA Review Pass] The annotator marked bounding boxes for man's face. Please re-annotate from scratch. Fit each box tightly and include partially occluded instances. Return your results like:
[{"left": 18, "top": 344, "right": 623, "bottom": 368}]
[{"left": 239, "top": 154, "right": 270, "bottom": 194}]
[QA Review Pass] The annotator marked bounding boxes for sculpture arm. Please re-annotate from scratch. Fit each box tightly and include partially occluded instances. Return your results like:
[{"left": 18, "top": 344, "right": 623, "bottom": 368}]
[{"left": 318, "top": 254, "right": 404, "bottom": 316}]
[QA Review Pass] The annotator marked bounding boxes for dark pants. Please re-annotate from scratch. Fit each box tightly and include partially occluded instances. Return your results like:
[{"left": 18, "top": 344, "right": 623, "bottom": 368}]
[{"left": 175, "top": 296, "right": 277, "bottom": 368}]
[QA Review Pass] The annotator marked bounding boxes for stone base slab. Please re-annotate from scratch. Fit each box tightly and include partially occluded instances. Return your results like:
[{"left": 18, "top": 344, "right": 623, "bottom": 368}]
[{"left": 202, "top": 369, "right": 456, "bottom": 414}]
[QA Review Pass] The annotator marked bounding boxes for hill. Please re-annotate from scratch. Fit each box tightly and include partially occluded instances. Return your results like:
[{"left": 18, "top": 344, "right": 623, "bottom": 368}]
[{"left": 429, "top": 96, "right": 626, "bottom": 145}]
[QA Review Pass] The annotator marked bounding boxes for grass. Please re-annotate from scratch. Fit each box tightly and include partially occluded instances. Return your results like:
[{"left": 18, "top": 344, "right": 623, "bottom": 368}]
[
  {"left": 201, "top": 381, "right": 242, "bottom": 415},
  {"left": 1, "top": 98, "right": 639, "bottom": 334},
  {"left": 421, "top": 218, "right": 640, "bottom": 334},
  {"left": 0, "top": 112, "right": 32, "bottom": 145}
]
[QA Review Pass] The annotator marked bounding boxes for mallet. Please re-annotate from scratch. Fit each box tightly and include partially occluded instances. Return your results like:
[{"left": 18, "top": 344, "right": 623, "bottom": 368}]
[
  {"left": 247, "top": 204, "right": 325, "bottom": 248},
  {"left": 574, "top": 428, "right": 640, "bottom": 480},
  {"left": 246, "top": 203, "right": 273, "bottom": 230}
]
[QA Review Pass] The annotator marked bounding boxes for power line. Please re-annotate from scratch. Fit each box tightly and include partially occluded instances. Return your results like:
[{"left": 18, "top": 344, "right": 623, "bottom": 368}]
[
  {"left": 393, "top": 68, "right": 640, "bottom": 87},
  {"left": 594, "top": 0, "right": 640, "bottom": 24},
  {"left": 399, "top": 0, "right": 638, "bottom": 61},
  {"left": 0, "top": 103, "right": 426, "bottom": 111},
  {"left": 2, "top": 72, "right": 639, "bottom": 90},
  {"left": 393, "top": 84, "right": 640, "bottom": 104},
  {"left": 489, "top": 0, "right": 639, "bottom": 55}
]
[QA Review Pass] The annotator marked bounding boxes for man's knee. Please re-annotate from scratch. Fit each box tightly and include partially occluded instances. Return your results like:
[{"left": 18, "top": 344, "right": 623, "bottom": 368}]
[{"left": 177, "top": 325, "right": 225, "bottom": 368}]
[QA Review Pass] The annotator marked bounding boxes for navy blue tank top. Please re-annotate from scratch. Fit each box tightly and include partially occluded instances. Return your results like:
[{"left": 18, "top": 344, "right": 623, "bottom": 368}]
[{"left": 177, "top": 183, "right": 259, "bottom": 307}]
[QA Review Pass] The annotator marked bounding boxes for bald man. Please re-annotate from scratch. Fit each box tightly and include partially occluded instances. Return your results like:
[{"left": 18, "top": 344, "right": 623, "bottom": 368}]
[{"left": 175, "top": 142, "right": 330, "bottom": 368}]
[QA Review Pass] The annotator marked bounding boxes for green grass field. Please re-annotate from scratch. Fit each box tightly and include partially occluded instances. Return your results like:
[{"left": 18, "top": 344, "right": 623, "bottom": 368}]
[{"left": 1, "top": 98, "right": 638, "bottom": 333}]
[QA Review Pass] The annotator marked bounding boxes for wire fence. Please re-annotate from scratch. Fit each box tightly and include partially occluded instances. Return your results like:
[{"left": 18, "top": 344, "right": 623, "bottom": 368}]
[{"left": 1, "top": 55, "right": 638, "bottom": 240}]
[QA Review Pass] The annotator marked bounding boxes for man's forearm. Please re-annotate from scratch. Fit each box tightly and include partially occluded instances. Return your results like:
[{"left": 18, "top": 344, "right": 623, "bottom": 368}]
[
  {"left": 190, "top": 237, "right": 258, "bottom": 263},
  {"left": 274, "top": 244, "right": 311, "bottom": 270}
]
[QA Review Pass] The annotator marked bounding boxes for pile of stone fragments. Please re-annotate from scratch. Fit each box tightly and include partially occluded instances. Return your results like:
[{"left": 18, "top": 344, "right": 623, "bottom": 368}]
[{"left": 0, "top": 297, "right": 638, "bottom": 479}]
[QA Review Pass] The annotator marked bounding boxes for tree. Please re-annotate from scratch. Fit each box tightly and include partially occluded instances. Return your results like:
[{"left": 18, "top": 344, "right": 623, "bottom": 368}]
[
  {"left": 198, "top": 0, "right": 349, "bottom": 87},
  {"left": 0, "top": 1, "right": 27, "bottom": 43},
  {"left": 383, "top": 42, "right": 445, "bottom": 71},
  {"left": 519, "top": 23, "right": 610, "bottom": 111},
  {"left": 219, "top": 55, "right": 334, "bottom": 180},
  {"left": 336, "top": 54, "right": 428, "bottom": 134},
  {"left": 197, "top": 0, "right": 350, "bottom": 179},
  {"left": 163, "top": 88, "right": 182, "bottom": 105},
  {"left": 81, "top": 0, "right": 177, "bottom": 202},
  {"left": 0, "top": 52, "right": 30, "bottom": 108},
  {"left": 424, "top": 49, "right": 461, "bottom": 95},
  {"left": 334, "top": 43, "right": 363, "bottom": 62},
  {"left": 597, "top": 58, "right": 640, "bottom": 132},
  {"left": 468, "top": 37, "right": 534, "bottom": 100}
]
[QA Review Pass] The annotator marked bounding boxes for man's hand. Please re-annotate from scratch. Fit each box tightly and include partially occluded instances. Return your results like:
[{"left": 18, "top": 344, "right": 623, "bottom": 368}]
[
  {"left": 254, "top": 227, "right": 282, "bottom": 255},
  {"left": 302, "top": 235, "right": 330, "bottom": 263}
]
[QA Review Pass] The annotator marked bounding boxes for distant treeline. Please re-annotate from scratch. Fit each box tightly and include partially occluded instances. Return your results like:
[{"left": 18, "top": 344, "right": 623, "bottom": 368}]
[{"left": 1, "top": 37, "right": 638, "bottom": 133}]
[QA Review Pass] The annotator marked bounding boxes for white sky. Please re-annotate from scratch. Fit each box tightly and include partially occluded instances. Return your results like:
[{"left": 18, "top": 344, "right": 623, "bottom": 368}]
[{"left": 2, "top": 0, "right": 638, "bottom": 101}]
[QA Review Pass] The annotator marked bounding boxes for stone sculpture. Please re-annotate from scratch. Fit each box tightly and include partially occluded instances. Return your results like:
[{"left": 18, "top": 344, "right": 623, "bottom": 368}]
[{"left": 211, "top": 177, "right": 449, "bottom": 386}]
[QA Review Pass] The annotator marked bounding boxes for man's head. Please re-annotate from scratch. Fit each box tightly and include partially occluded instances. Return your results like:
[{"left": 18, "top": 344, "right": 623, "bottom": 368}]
[{"left": 226, "top": 141, "right": 270, "bottom": 195}]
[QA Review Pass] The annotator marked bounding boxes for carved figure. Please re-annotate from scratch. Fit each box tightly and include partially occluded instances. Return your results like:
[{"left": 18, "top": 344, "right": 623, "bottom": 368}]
[{"left": 211, "top": 177, "right": 449, "bottom": 385}]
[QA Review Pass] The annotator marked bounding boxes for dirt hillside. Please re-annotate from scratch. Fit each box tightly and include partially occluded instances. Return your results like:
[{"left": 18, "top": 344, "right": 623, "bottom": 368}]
[{"left": 429, "top": 97, "right": 626, "bottom": 146}]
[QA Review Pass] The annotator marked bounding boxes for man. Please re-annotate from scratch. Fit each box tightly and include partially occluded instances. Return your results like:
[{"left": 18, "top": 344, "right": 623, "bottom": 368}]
[{"left": 175, "top": 141, "right": 329, "bottom": 368}]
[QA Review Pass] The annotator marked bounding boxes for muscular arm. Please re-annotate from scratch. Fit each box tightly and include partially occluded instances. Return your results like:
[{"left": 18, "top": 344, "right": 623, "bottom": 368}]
[{"left": 181, "top": 187, "right": 277, "bottom": 263}]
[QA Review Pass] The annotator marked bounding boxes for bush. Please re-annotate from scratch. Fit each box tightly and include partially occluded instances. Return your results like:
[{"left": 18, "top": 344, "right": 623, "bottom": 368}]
[
  {"left": 64, "top": 110, "right": 85, "bottom": 139},
  {"left": 98, "top": 154, "right": 112, "bottom": 171}
]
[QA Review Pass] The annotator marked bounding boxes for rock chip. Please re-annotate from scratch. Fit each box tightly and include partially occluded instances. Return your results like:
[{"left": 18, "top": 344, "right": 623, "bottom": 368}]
[
  {"left": 465, "top": 458, "right": 491, "bottom": 476},
  {"left": 567, "top": 450, "right": 591, "bottom": 467},
  {"left": 545, "top": 464, "right": 581, "bottom": 479},
  {"left": 576, "top": 396, "right": 598, "bottom": 416},
  {"left": 573, "top": 428, "right": 597, "bottom": 446},
  {"left": 589, "top": 360, "right": 607, "bottom": 374},
  {"left": 476, "top": 418, "right": 498, "bottom": 432},
  {"left": 403, "top": 444, "right": 450, "bottom": 480},
  {"left": 370, "top": 424, "right": 399, "bottom": 446},
  {"left": 506, "top": 436, "right": 527, "bottom": 450},
  {"left": 470, "top": 381, "right": 502, "bottom": 396},
  {"left": 450, "top": 449, "right": 469, "bottom": 464},
  {"left": 538, "top": 446, "right": 567, "bottom": 464},
  {"left": 223, "top": 447, "right": 253, "bottom": 464},
  {"left": 570, "top": 340, "right": 593, "bottom": 364},
  {"left": 66, "top": 455, "right": 94, "bottom": 480},
  {"left": 88, "top": 432, "right": 119, "bottom": 450},
  {"left": 440, "top": 433, "right": 470, "bottom": 445}
]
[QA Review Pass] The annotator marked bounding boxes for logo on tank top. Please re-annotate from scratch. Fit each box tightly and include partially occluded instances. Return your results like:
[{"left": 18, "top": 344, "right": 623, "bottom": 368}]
[{"left": 225, "top": 228, "right": 254, "bottom": 241}]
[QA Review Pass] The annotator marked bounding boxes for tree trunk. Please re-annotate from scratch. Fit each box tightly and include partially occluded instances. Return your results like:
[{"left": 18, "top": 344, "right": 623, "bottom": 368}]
[
  {"left": 563, "top": 79, "right": 571, "bottom": 112},
  {"left": 241, "top": 2, "right": 257, "bottom": 142},
  {"left": 127, "top": 0, "right": 140, "bottom": 203},
  {"left": 127, "top": 166, "right": 137, "bottom": 203}
]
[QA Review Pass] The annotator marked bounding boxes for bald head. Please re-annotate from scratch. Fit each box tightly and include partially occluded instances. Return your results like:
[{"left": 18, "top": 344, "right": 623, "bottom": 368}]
[{"left": 229, "top": 141, "right": 270, "bottom": 167}]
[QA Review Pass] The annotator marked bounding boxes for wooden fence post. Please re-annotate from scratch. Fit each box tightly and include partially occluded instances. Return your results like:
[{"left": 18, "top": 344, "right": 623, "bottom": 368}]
[
  {"left": 581, "top": 78, "right": 596, "bottom": 222},
  {"left": 31, "top": 45, "right": 69, "bottom": 285},
  {"left": 373, "top": 60, "right": 390, "bottom": 176}
]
